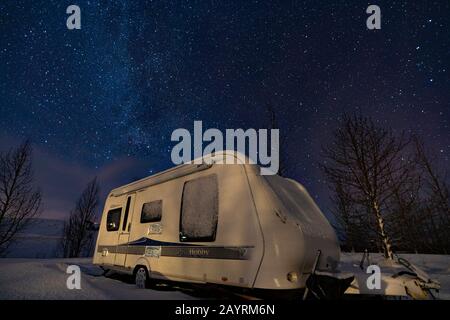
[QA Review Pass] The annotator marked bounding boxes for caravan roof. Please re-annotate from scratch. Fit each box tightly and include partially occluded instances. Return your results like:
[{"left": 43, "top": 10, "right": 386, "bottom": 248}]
[{"left": 109, "top": 151, "right": 252, "bottom": 197}]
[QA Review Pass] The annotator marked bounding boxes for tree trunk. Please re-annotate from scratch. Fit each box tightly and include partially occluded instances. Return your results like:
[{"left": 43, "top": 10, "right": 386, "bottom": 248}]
[{"left": 373, "top": 200, "right": 394, "bottom": 259}]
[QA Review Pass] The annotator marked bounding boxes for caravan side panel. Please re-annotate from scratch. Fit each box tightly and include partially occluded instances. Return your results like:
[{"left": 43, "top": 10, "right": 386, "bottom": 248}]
[{"left": 123, "top": 164, "right": 265, "bottom": 288}]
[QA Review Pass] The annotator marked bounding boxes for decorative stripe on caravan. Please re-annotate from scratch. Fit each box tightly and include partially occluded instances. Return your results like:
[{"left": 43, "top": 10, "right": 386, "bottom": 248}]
[{"left": 97, "top": 237, "right": 253, "bottom": 260}]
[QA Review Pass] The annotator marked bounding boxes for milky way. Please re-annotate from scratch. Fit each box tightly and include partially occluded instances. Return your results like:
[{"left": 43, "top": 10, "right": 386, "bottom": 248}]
[{"left": 0, "top": 1, "right": 449, "bottom": 218}]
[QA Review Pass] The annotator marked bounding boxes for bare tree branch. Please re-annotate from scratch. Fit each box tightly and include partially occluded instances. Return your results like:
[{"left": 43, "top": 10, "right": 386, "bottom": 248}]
[
  {"left": 60, "top": 177, "right": 99, "bottom": 258},
  {"left": 0, "top": 140, "right": 42, "bottom": 256}
]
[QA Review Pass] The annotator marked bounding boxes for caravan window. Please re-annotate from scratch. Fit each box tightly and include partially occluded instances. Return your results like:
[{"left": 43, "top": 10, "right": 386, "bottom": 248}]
[
  {"left": 140, "top": 200, "right": 162, "bottom": 223},
  {"left": 106, "top": 208, "right": 122, "bottom": 231},
  {"left": 180, "top": 174, "right": 218, "bottom": 242},
  {"left": 122, "top": 196, "right": 131, "bottom": 231}
]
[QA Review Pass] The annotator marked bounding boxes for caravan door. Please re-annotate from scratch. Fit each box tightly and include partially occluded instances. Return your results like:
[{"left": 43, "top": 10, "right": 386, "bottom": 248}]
[
  {"left": 99, "top": 203, "right": 123, "bottom": 266},
  {"left": 114, "top": 193, "right": 136, "bottom": 266}
]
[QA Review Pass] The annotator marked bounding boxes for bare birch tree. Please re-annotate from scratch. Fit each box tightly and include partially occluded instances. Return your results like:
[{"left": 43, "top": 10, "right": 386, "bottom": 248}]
[
  {"left": 414, "top": 136, "right": 450, "bottom": 253},
  {"left": 321, "top": 116, "right": 412, "bottom": 259},
  {"left": 0, "top": 141, "right": 42, "bottom": 256},
  {"left": 384, "top": 158, "right": 423, "bottom": 253},
  {"left": 61, "top": 177, "right": 99, "bottom": 258}
]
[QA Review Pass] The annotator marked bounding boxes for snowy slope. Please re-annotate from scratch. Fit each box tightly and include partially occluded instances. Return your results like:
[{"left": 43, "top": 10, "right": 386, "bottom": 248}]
[{"left": 0, "top": 258, "right": 196, "bottom": 300}]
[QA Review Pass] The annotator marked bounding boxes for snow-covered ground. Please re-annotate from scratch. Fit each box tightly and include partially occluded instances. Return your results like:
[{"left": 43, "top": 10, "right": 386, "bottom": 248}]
[
  {"left": 0, "top": 254, "right": 448, "bottom": 300},
  {"left": 340, "top": 252, "right": 450, "bottom": 299},
  {"left": 0, "top": 258, "right": 196, "bottom": 300}
]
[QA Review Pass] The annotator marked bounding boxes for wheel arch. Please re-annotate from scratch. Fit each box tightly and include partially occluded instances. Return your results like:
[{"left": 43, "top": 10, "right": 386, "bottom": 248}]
[{"left": 133, "top": 257, "right": 151, "bottom": 276}]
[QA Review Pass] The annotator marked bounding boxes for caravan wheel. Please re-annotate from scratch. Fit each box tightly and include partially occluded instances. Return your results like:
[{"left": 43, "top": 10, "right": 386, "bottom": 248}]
[{"left": 135, "top": 267, "right": 149, "bottom": 289}]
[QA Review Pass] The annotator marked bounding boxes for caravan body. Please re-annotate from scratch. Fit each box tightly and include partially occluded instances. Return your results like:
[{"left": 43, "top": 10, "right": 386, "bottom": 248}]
[{"left": 93, "top": 151, "right": 340, "bottom": 290}]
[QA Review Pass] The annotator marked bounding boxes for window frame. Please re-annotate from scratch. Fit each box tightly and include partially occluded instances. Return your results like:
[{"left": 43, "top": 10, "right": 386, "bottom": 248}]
[
  {"left": 140, "top": 200, "right": 163, "bottom": 223},
  {"left": 179, "top": 174, "right": 219, "bottom": 242},
  {"left": 106, "top": 207, "right": 122, "bottom": 232}
]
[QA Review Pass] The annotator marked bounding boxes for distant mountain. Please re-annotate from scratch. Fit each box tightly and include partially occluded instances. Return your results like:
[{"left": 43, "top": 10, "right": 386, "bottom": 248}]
[{"left": 5, "top": 218, "right": 65, "bottom": 258}]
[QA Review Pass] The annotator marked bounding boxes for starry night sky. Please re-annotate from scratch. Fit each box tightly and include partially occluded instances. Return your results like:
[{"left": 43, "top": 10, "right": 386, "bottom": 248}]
[{"left": 0, "top": 1, "right": 449, "bottom": 220}]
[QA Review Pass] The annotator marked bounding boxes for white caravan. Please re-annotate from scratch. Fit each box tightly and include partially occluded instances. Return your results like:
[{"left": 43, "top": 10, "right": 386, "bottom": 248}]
[{"left": 93, "top": 151, "right": 343, "bottom": 293}]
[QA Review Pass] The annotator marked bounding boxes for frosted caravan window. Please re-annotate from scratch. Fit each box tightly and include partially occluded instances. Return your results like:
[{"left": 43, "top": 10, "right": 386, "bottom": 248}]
[
  {"left": 140, "top": 200, "right": 162, "bottom": 223},
  {"left": 180, "top": 174, "right": 218, "bottom": 242},
  {"left": 106, "top": 208, "right": 122, "bottom": 231}
]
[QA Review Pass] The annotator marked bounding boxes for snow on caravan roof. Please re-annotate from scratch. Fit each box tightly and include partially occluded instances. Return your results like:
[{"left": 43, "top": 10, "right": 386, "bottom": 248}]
[{"left": 109, "top": 151, "right": 251, "bottom": 197}]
